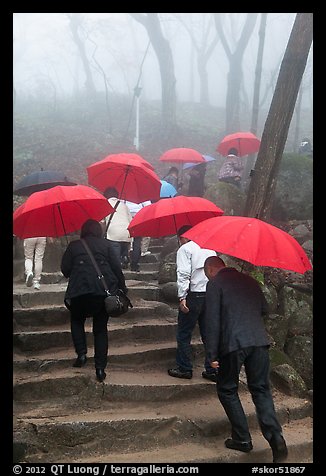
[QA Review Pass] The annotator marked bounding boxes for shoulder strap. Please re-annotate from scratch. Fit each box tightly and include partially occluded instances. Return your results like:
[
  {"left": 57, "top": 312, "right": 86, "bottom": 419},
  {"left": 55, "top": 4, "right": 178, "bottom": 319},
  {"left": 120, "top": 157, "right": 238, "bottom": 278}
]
[
  {"left": 104, "top": 199, "right": 120, "bottom": 238},
  {"left": 81, "top": 238, "right": 110, "bottom": 294}
]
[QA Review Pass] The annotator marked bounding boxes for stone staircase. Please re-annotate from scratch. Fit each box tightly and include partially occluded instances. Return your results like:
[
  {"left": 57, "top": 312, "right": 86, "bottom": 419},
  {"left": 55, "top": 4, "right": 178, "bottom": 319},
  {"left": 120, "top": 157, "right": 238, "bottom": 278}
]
[{"left": 13, "top": 239, "right": 313, "bottom": 464}]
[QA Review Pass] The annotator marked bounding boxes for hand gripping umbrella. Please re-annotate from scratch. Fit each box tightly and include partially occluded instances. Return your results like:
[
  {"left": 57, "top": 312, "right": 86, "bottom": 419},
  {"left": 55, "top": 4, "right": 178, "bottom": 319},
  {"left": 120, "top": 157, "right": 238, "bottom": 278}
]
[
  {"left": 128, "top": 195, "right": 224, "bottom": 238},
  {"left": 181, "top": 216, "right": 312, "bottom": 274},
  {"left": 13, "top": 185, "right": 115, "bottom": 241}
]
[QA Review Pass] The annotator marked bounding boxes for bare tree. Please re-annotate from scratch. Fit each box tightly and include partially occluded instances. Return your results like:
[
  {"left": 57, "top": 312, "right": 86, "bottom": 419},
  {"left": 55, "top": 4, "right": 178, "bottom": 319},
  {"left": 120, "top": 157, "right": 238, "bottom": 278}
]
[
  {"left": 129, "top": 13, "right": 177, "bottom": 136},
  {"left": 67, "top": 13, "right": 97, "bottom": 99},
  {"left": 243, "top": 13, "right": 267, "bottom": 188},
  {"left": 214, "top": 13, "right": 258, "bottom": 133},
  {"left": 244, "top": 13, "right": 313, "bottom": 220},
  {"left": 175, "top": 14, "right": 219, "bottom": 105}
]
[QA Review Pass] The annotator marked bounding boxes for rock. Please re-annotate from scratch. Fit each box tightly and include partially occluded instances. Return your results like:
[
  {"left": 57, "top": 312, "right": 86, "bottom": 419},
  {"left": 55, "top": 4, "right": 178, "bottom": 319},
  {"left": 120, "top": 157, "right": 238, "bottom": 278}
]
[
  {"left": 270, "top": 363, "right": 308, "bottom": 398},
  {"left": 284, "top": 336, "right": 313, "bottom": 389},
  {"left": 159, "top": 282, "right": 178, "bottom": 303}
]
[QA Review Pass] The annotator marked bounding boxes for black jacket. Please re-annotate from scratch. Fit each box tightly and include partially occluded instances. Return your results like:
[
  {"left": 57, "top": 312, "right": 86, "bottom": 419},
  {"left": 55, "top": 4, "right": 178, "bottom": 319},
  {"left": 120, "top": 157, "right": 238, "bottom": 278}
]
[
  {"left": 205, "top": 267, "right": 270, "bottom": 362},
  {"left": 61, "top": 236, "right": 127, "bottom": 300}
]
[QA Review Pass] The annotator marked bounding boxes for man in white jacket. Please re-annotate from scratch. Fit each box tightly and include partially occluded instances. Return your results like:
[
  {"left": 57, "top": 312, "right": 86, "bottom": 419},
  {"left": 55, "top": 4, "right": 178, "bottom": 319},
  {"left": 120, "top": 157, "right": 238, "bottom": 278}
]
[{"left": 168, "top": 225, "right": 217, "bottom": 381}]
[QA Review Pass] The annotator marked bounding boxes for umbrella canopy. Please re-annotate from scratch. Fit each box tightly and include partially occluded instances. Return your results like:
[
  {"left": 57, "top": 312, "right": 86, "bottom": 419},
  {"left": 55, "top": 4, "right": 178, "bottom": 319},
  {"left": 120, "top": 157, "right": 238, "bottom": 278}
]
[
  {"left": 128, "top": 195, "right": 224, "bottom": 238},
  {"left": 181, "top": 216, "right": 312, "bottom": 274},
  {"left": 14, "top": 170, "right": 77, "bottom": 196},
  {"left": 217, "top": 132, "right": 261, "bottom": 157},
  {"left": 183, "top": 155, "right": 216, "bottom": 170},
  {"left": 87, "top": 153, "right": 161, "bottom": 203},
  {"left": 160, "top": 180, "right": 177, "bottom": 198},
  {"left": 13, "top": 185, "right": 114, "bottom": 239},
  {"left": 159, "top": 148, "right": 205, "bottom": 164}
]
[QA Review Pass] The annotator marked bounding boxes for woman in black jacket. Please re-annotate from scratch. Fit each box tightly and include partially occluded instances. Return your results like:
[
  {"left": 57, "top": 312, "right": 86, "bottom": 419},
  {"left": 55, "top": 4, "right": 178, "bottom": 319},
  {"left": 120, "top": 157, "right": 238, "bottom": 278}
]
[{"left": 61, "top": 219, "right": 127, "bottom": 382}]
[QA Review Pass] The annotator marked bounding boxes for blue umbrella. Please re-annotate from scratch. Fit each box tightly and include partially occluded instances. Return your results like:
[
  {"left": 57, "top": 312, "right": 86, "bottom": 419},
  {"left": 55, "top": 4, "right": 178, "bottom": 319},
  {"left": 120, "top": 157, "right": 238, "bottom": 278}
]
[
  {"left": 183, "top": 155, "right": 216, "bottom": 170},
  {"left": 160, "top": 180, "right": 177, "bottom": 198}
]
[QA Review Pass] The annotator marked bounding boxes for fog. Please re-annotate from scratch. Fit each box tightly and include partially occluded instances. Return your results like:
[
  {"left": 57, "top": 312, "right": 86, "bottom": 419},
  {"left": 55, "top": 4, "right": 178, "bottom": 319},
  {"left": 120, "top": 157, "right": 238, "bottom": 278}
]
[{"left": 13, "top": 12, "right": 312, "bottom": 109}]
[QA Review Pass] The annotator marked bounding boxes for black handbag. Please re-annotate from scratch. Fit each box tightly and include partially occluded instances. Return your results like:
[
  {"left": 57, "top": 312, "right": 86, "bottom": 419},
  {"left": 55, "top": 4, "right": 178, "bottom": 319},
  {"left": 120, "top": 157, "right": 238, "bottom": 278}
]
[{"left": 81, "top": 239, "right": 133, "bottom": 317}]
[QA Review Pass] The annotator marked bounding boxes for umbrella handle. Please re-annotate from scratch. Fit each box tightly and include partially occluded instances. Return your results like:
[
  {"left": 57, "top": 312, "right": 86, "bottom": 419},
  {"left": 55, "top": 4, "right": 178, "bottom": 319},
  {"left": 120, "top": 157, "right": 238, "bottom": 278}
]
[
  {"left": 172, "top": 214, "right": 180, "bottom": 246},
  {"left": 119, "top": 166, "right": 131, "bottom": 199},
  {"left": 57, "top": 204, "right": 69, "bottom": 245}
]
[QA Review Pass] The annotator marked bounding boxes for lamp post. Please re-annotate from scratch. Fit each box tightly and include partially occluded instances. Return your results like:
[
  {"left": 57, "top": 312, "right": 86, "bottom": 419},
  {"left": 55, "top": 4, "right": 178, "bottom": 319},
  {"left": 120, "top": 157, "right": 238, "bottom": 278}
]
[{"left": 133, "top": 85, "right": 142, "bottom": 151}]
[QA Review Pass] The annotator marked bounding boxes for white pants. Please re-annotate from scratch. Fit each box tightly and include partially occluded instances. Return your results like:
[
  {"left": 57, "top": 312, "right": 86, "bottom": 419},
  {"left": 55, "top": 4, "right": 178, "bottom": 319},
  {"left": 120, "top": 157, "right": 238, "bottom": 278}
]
[{"left": 24, "top": 237, "right": 47, "bottom": 283}]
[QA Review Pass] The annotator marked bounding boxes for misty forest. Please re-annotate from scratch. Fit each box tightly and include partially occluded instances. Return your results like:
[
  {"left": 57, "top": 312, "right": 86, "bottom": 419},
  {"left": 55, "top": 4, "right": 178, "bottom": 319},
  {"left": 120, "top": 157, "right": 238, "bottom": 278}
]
[
  {"left": 12, "top": 13, "right": 314, "bottom": 464},
  {"left": 13, "top": 13, "right": 312, "bottom": 219}
]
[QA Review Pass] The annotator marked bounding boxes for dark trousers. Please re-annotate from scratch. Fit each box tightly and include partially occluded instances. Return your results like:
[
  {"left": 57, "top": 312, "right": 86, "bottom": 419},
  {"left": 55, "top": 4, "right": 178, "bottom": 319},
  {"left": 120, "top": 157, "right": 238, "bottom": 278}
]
[
  {"left": 70, "top": 295, "right": 109, "bottom": 370},
  {"left": 107, "top": 240, "right": 129, "bottom": 266},
  {"left": 176, "top": 294, "right": 213, "bottom": 373},
  {"left": 130, "top": 237, "right": 141, "bottom": 270},
  {"left": 216, "top": 345, "right": 282, "bottom": 443}
]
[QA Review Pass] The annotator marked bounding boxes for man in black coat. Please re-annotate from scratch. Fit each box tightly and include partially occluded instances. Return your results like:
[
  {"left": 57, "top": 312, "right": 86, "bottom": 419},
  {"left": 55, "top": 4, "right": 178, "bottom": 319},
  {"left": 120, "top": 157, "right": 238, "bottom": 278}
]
[
  {"left": 61, "top": 219, "right": 127, "bottom": 382},
  {"left": 204, "top": 256, "right": 288, "bottom": 463}
]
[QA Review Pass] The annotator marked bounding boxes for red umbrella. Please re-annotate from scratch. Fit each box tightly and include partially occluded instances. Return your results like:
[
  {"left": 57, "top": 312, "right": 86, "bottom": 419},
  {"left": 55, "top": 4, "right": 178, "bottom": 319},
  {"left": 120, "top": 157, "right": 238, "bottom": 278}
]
[
  {"left": 128, "top": 196, "right": 224, "bottom": 238},
  {"left": 217, "top": 132, "right": 261, "bottom": 157},
  {"left": 121, "top": 153, "right": 154, "bottom": 170},
  {"left": 182, "top": 216, "right": 312, "bottom": 274},
  {"left": 87, "top": 153, "right": 161, "bottom": 203},
  {"left": 13, "top": 185, "right": 114, "bottom": 239},
  {"left": 159, "top": 148, "right": 205, "bottom": 164}
]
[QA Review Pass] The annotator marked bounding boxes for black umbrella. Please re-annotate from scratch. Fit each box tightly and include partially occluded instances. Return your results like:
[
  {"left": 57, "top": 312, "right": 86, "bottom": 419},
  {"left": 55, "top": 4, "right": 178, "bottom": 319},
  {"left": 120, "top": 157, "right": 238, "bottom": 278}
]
[{"left": 14, "top": 169, "right": 77, "bottom": 196}]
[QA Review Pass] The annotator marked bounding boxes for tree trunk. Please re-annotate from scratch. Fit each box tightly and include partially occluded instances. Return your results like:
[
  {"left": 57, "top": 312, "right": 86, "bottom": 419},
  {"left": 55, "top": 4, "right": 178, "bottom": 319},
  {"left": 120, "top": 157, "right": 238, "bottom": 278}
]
[
  {"left": 214, "top": 13, "right": 257, "bottom": 134},
  {"left": 244, "top": 13, "right": 313, "bottom": 220},
  {"left": 198, "top": 56, "right": 209, "bottom": 105},
  {"left": 130, "top": 13, "right": 177, "bottom": 137},
  {"left": 293, "top": 84, "right": 303, "bottom": 152},
  {"left": 243, "top": 13, "right": 267, "bottom": 189},
  {"left": 68, "top": 14, "right": 96, "bottom": 99},
  {"left": 225, "top": 55, "right": 242, "bottom": 132}
]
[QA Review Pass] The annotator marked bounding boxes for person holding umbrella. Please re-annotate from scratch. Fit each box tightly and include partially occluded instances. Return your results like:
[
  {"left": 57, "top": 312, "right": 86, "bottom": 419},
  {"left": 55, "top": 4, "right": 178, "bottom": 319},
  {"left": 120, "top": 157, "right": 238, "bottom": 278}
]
[
  {"left": 162, "top": 167, "right": 182, "bottom": 194},
  {"left": 218, "top": 148, "right": 244, "bottom": 189},
  {"left": 61, "top": 219, "right": 128, "bottom": 383},
  {"left": 102, "top": 187, "right": 132, "bottom": 269},
  {"left": 23, "top": 236, "right": 51, "bottom": 289},
  {"left": 168, "top": 225, "right": 218, "bottom": 382},
  {"left": 187, "top": 162, "right": 207, "bottom": 197},
  {"left": 203, "top": 255, "right": 288, "bottom": 463}
]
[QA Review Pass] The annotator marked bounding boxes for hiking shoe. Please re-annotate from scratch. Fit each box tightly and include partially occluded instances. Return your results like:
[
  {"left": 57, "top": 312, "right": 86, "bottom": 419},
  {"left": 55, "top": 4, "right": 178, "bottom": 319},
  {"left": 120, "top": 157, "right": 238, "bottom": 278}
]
[
  {"left": 25, "top": 272, "right": 33, "bottom": 287},
  {"left": 33, "top": 281, "right": 40, "bottom": 290},
  {"left": 73, "top": 354, "right": 87, "bottom": 368},
  {"left": 225, "top": 438, "right": 253, "bottom": 453},
  {"left": 141, "top": 251, "right": 151, "bottom": 257},
  {"left": 202, "top": 370, "right": 217, "bottom": 382},
  {"left": 168, "top": 368, "right": 192, "bottom": 379},
  {"left": 130, "top": 265, "right": 140, "bottom": 272},
  {"left": 96, "top": 369, "right": 106, "bottom": 382},
  {"left": 269, "top": 434, "right": 288, "bottom": 463}
]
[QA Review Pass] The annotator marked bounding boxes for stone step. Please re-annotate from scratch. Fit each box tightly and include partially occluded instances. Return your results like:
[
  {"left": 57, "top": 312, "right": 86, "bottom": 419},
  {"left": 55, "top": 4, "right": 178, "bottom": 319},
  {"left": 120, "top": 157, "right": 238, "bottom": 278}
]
[
  {"left": 42, "top": 418, "right": 313, "bottom": 464},
  {"left": 13, "top": 320, "right": 179, "bottom": 352},
  {"left": 14, "top": 365, "right": 218, "bottom": 403},
  {"left": 13, "top": 300, "right": 176, "bottom": 330},
  {"left": 13, "top": 393, "right": 312, "bottom": 463},
  {"left": 120, "top": 270, "right": 158, "bottom": 281},
  {"left": 139, "top": 252, "right": 159, "bottom": 263},
  {"left": 13, "top": 340, "right": 203, "bottom": 374},
  {"left": 13, "top": 282, "right": 160, "bottom": 308},
  {"left": 143, "top": 245, "right": 163, "bottom": 254}
]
